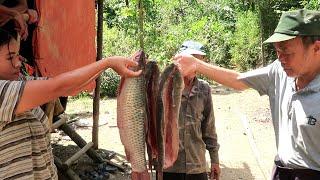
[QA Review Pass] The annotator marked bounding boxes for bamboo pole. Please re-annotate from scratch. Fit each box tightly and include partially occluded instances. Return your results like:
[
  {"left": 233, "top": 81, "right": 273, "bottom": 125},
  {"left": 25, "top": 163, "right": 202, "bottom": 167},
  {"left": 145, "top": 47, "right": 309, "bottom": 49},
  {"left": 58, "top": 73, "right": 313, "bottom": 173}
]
[{"left": 93, "top": 0, "right": 104, "bottom": 149}]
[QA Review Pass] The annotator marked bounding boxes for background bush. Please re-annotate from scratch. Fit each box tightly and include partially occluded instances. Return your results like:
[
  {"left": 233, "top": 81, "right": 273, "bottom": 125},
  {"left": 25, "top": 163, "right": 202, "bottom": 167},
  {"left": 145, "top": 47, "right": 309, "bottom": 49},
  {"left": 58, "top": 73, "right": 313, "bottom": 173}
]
[
  {"left": 100, "top": 69, "right": 120, "bottom": 98},
  {"left": 230, "top": 11, "right": 260, "bottom": 71}
]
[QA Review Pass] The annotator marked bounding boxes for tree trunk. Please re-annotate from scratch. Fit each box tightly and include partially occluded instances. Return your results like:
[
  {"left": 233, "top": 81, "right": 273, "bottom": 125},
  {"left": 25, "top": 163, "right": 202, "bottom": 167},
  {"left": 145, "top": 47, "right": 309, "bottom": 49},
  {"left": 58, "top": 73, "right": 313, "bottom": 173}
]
[
  {"left": 258, "top": 2, "right": 266, "bottom": 66},
  {"left": 138, "top": 0, "right": 144, "bottom": 50}
]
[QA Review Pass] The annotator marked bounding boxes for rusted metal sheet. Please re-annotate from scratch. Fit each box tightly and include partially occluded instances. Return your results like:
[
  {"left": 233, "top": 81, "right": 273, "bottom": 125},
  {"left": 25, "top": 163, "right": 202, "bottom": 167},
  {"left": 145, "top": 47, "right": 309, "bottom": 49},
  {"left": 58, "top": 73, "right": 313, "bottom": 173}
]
[{"left": 34, "top": 0, "right": 96, "bottom": 91}]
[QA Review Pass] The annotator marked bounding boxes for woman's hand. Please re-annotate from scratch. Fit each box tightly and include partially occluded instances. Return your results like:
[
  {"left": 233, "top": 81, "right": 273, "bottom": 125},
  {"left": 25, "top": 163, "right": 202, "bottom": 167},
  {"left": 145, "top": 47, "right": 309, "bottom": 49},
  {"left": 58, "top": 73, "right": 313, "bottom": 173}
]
[
  {"left": 105, "top": 56, "right": 142, "bottom": 77},
  {"left": 26, "top": 9, "right": 38, "bottom": 24}
]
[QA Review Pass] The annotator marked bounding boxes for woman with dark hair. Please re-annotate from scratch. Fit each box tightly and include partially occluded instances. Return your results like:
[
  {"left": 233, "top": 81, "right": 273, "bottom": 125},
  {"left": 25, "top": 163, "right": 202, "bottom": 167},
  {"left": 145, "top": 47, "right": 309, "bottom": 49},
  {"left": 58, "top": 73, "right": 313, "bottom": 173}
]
[{"left": 0, "top": 21, "right": 141, "bottom": 179}]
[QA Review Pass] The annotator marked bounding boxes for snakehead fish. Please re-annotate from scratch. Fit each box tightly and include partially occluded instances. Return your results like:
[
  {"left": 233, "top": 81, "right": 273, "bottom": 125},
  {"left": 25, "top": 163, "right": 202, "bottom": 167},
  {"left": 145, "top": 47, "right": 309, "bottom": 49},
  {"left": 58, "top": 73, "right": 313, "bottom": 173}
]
[
  {"left": 156, "top": 63, "right": 184, "bottom": 179},
  {"left": 117, "top": 51, "right": 150, "bottom": 180},
  {"left": 144, "top": 60, "right": 160, "bottom": 168}
]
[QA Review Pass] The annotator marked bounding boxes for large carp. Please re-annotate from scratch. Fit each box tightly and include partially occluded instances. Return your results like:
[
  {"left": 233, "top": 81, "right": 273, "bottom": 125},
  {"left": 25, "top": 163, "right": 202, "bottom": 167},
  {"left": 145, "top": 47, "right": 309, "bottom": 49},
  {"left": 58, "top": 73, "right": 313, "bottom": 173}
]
[{"left": 117, "top": 51, "right": 150, "bottom": 180}]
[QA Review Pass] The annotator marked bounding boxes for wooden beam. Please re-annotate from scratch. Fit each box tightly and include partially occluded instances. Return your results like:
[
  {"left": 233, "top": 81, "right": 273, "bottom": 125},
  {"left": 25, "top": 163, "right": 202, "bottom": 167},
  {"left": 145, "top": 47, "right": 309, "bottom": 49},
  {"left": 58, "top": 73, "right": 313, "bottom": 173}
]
[
  {"left": 59, "top": 124, "right": 104, "bottom": 163},
  {"left": 64, "top": 142, "right": 94, "bottom": 167},
  {"left": 52, "top": 115, "right": 68, "bottom": 131},
  {"left": 54, "top": 156, "right": 81, "bottom": 180}
]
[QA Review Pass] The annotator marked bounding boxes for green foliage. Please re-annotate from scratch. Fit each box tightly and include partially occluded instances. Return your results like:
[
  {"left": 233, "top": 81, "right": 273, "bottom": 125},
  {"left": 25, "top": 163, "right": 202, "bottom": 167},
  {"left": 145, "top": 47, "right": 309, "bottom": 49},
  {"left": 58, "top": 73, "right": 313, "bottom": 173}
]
[
  {"left": 230, "top": 11, "right": 260, "bottom": 71},
  {"left": 103, "top": 25, "right": 138, "bottom": 56},
  {"left": 100, "top": 69, "right": 121, "bottom": 98},
  {"left": 70, "top": 92, "right": 91, "bottom": 100},
  {"left": 99, "top": 0, "right": 320, "bottom": 94},
  {"left": 301, "top": 0, "right": 320, "bottom": 10}
]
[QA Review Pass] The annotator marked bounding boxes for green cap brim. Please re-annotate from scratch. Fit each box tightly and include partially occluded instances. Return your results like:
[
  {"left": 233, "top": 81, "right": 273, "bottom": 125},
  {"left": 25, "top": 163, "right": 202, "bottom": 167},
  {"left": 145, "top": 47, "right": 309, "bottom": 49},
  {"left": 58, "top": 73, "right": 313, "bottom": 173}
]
[{"left": 263, "top": 33, "right": 296, "bottom": 44}]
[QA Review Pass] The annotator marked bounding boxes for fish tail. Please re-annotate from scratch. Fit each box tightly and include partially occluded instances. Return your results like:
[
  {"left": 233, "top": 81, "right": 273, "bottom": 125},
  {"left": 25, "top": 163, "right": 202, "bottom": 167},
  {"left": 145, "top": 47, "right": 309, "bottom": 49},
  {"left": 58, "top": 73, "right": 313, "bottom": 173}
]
[{"left": 131, "top": 170, "right": 150, "bottom": 180}]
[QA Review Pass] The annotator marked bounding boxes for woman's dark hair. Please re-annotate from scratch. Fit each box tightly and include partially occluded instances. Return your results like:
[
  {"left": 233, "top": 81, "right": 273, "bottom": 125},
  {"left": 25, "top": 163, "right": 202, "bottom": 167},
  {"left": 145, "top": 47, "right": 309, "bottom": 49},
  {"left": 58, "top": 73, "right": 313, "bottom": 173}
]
[{"left": 0, "top": 20, "right": 18, "bottom": 47}]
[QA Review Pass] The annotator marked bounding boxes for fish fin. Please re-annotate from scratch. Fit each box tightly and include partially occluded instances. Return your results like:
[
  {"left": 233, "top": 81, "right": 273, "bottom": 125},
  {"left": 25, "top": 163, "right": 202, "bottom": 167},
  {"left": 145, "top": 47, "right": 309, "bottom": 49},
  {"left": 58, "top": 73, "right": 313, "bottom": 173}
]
[
  {"left": 131, "top": 170, "right": 150, "bottom": 180},
  {"left": 157, "top": 170, "right": 163, "bottom": 180},
  {"left": 117, "top": 78, "right": 125, "bottom": 96},
  {"left": 125, "top": 148, "right": 131, "bottom": 162}
]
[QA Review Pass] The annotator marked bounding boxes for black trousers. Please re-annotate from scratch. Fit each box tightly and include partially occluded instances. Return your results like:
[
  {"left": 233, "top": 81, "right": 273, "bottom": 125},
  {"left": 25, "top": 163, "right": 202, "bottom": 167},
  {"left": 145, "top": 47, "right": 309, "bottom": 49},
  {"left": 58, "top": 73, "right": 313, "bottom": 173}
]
[
  {"left": 163, "top": 172, "right": 208, "bottom": 180},
  {"left": 271, "top": 162, "right": 320, "bottom": 180}
]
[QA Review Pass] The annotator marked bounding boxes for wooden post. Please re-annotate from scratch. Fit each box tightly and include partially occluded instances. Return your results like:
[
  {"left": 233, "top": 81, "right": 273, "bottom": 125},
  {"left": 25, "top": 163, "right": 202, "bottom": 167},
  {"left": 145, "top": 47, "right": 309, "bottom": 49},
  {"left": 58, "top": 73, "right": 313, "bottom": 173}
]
[{"left": 93, "top": 0, "right": 104, "bottom": 149}]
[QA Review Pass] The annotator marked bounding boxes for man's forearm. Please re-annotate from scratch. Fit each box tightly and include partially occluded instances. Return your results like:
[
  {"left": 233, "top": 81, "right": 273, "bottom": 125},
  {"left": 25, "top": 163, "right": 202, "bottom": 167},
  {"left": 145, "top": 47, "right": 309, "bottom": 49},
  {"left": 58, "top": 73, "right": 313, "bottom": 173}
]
[
  {"left": 209, "top": 150, "right": 219, "bottom": 164},
  {"left": 197, "top": 60, "right": 249, "bottom": 91}
]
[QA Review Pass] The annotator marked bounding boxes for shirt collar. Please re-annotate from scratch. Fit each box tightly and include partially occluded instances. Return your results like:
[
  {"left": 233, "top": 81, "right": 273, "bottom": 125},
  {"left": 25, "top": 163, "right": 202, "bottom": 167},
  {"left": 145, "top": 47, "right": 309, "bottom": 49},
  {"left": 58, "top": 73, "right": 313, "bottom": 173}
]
[
  {"left": 302, "top": 74, "right": 320, "bottom": 92},
  {"left": 292, "top": 74, "right": 320, "bottom": 94},
  {"left": 182, "top": 77, "right": 200, "bottom": 97}
]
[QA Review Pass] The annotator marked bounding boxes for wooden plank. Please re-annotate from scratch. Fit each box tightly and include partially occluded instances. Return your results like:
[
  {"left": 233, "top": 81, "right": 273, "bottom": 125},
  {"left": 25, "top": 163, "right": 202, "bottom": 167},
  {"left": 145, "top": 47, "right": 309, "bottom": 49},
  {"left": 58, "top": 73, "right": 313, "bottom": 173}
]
[
  {"left": 103, "top": 159, "right": 125, "bottom": 172},
  {"left": 54, "top": 156, "right": 81, "bottom": 180},
  {"left": 52, "top": 115, "right": 68, "bottom": 131},
  {"left": 64, "top": 142, "right": 94, "bottom": 166}
]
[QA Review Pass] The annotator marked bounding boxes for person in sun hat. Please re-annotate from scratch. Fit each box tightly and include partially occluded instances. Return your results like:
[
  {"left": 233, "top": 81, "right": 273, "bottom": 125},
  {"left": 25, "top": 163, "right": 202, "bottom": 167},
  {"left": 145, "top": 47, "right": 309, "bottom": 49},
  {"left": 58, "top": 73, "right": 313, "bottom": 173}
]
[
  {"left": 164, "top": 40, "right": 220, "bottom": 180},
  {"left": 173, "top": 9, "right": 320, "bottom": 180}
]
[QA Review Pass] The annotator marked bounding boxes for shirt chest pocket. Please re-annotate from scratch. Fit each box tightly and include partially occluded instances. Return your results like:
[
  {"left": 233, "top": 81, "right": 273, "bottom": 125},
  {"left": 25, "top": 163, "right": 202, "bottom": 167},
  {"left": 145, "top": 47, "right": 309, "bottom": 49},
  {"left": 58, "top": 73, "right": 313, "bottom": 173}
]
[
  {"left": 292, "top": 99, "right": 320, "bottom": 128},
  {"left": 184, "top": 97, "right": 205, "bottom": 124}
]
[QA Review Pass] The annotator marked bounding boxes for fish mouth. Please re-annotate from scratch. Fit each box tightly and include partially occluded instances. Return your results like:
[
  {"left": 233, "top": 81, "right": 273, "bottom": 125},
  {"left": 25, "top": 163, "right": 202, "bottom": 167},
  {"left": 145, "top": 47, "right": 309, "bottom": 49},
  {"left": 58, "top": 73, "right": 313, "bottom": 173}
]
[{"left": 132, "top": 50, "right": 147, "bottom": 72}]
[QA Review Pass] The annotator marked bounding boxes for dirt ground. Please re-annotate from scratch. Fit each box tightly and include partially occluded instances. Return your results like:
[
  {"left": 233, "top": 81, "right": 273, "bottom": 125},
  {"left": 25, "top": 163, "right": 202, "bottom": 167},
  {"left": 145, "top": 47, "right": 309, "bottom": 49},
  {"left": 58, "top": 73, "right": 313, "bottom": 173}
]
[{"left": 52, "top": 85, "right": 276, "bottom": 180}]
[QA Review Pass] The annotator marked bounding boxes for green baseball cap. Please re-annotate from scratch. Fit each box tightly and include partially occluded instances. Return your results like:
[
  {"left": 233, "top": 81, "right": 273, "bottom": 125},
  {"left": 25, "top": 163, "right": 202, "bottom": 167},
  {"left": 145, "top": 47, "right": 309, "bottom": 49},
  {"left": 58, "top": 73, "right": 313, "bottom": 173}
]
[{"left": 264, "top": 9, "right": 320, "bottom": 43}]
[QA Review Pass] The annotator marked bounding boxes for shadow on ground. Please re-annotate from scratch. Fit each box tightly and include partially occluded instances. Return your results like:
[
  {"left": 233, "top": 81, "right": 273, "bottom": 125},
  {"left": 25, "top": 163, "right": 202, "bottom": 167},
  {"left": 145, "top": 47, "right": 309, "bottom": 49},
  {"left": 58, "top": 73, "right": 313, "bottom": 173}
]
[
  {"left": 67, "top": 111, "right": 92, "bottom": 120},
  {"left": 220, "top": 163, "right": 255, "bottom": 180},
  {"left": 211, "top": 84, "right": 241, "bottom": 96}
]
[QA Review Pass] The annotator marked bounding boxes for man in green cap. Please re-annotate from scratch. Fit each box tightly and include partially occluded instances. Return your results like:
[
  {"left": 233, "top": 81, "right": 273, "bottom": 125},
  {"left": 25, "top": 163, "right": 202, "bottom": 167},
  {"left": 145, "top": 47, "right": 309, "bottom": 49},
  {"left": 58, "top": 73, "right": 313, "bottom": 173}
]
[{"left": 174, "top": 9, "right": 320, "bottom": 180}]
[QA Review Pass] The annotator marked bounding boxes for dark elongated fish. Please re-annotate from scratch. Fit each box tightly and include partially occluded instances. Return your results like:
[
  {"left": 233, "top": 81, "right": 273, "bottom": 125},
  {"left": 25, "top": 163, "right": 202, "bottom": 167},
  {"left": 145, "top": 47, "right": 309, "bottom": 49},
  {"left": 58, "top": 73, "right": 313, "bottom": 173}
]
[
  {"left": 145, "top": 60, "right": 160, "bottom": 169},
  {"left": 156, "top": 63, "right": 184, "bottom": 179}
]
